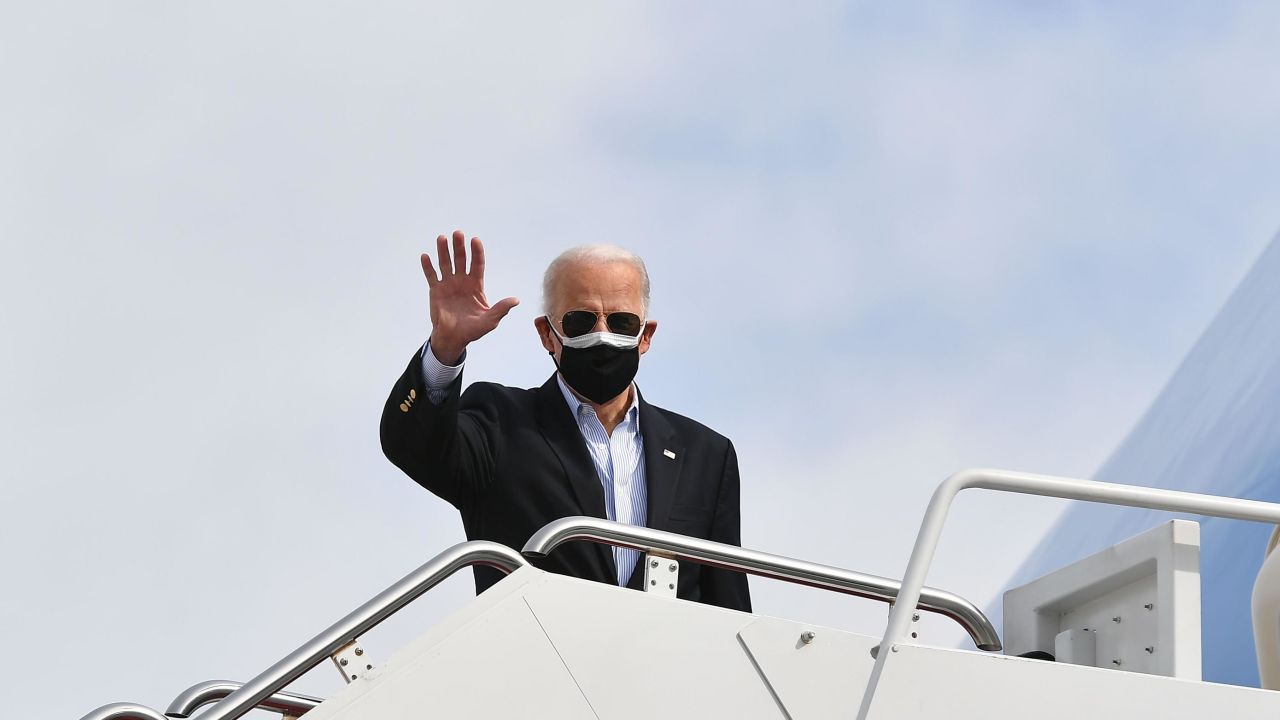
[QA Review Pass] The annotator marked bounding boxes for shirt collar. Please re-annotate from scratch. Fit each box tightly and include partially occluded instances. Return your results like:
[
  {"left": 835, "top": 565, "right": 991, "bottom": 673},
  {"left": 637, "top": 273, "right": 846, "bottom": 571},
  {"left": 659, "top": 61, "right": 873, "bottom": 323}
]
[{"left": 556, "top": 375, "right": 640, "bottom": 426}]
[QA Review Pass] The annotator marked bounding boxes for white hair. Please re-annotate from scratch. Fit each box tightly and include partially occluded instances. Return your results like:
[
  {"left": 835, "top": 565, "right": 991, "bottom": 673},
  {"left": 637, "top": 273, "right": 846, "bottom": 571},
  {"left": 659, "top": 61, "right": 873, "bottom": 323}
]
[{"left": 542, "top": 245, "right": 651, "bottom": 315}]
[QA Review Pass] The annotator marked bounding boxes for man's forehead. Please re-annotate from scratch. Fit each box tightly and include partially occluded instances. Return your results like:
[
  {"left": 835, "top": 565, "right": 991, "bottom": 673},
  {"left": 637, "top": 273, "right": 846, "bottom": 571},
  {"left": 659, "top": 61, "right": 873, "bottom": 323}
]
[
  {"left": 553, "top": 260, "right": 644, "bottom": 306},
  {"left": 556, "top": 261, "right": 641, "bottom": 292}
]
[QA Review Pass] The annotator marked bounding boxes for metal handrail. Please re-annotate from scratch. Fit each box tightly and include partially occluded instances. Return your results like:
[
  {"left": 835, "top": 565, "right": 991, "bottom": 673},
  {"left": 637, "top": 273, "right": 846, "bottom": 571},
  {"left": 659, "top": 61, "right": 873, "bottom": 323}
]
[
  {"left": 522, "top": 516, "right": 1003, "bottom": 651},
  {"left": 167, "top": 540, "right": 527, "bottom": 720},
  {"left": 79, "top": 704, "right": 170, "bottom": 720},
  {"left": 68, "top": 540, "right": 524, "bottom": 717},
  {"left": 166, "top": 680, "right": 323, "bottom": 717},
  {"left": 856, "top": 468, "right": 1280, "bottom": 720}
]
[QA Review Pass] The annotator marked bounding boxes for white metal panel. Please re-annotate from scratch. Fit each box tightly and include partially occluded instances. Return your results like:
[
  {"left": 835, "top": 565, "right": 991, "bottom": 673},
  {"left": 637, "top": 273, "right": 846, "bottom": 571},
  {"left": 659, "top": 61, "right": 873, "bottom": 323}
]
[
  {"left": 300, "top": 568, "right": 597, "bottom": 719},
  {"left": 1004, "top": 519, "right": 1201, "bottom": 678},
  {"left": 865, "top": 643, "right": 1280, "bottom": 719},
  {"left": 736, "top": 618, "right": 877, "bottom": 718},
  {"left": 522, "top": 575, "right": 784, "bottom": 719}
]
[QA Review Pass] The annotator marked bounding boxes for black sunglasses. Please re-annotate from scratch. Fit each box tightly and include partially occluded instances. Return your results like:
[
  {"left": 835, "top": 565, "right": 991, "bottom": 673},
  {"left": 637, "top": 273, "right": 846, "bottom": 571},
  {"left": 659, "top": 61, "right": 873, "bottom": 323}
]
[{"left": 559, "top": 310, "right": 644, "bottom": 338}]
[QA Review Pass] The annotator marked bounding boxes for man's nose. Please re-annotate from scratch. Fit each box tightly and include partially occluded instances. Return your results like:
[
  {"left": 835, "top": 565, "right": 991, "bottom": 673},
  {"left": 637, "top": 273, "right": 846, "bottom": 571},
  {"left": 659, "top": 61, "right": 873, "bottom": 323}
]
[{"left": 592, "top": 314, "right": 609, "bottom": 333}]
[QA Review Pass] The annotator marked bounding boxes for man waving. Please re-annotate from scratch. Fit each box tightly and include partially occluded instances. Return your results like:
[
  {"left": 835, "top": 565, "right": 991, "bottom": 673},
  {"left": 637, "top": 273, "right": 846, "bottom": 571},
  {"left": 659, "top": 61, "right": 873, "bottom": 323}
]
[{"left": 380, "top": 230, "right": 750, "bottom": 610}]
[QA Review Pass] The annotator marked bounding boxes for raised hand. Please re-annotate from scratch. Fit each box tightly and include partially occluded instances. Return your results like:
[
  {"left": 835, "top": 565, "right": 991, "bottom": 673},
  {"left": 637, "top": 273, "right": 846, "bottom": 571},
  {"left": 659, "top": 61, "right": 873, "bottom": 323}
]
[{"left": 421, "top": 230, "right": 519, "bottom": 365}]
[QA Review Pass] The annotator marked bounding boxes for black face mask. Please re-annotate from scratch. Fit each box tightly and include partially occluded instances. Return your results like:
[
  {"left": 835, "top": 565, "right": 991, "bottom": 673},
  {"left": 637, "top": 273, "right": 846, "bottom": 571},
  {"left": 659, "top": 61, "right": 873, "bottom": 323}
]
[{"left": 552, "top": 340, "right": 640, "bottom": 404}]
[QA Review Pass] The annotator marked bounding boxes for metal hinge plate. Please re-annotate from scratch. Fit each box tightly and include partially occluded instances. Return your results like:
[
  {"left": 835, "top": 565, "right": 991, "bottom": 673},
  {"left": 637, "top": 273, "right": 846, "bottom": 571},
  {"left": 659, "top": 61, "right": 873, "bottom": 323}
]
[
  {"left": 331, "top": 639, "right": 374, "bottom": 683},
  {"left": 644, "top": 555, "right": 679, "bottom": 597}
]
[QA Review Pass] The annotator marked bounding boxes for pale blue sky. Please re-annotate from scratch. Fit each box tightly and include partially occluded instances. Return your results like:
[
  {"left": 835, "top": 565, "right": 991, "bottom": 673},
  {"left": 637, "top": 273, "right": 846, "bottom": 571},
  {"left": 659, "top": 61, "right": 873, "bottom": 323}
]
[{"left": 3, "top": 2, "right": 1279, "bottom": 714}]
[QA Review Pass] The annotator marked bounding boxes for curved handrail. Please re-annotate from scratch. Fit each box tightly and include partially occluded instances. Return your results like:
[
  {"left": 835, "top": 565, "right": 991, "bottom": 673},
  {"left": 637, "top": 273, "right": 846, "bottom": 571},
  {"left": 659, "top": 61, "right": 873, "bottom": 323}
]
[
  {"left": 166, "top": 680, "right": 323, "bottom": 717},
  {"left": 187, "top": 540, "right": 526, "bottom": 720},
  {"left": 857, "top": 468, "right": 1280, "bottom": 720},
  {"left": 78, "top": 703, "right": 169, "bottom": 720},
  {"left": 522, "top": 516, "right": 1002, "bottom": 651}
]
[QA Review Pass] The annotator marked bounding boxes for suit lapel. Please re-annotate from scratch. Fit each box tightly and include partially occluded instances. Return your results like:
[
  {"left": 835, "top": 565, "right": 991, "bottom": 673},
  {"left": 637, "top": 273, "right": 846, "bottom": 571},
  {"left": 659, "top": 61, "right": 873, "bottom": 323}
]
[
  {"left": 535, "top": 374, "right": 615, "bottom": 579},
  {"left": 638, "top": 387, "right": 684, "bottom": 534}
]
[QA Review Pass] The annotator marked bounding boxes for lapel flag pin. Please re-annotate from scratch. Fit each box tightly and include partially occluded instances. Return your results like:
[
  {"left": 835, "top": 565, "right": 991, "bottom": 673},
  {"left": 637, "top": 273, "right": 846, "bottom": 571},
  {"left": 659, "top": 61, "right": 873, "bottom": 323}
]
[{"left": 663, "top": 449, "right": 676, "bottom": 460}]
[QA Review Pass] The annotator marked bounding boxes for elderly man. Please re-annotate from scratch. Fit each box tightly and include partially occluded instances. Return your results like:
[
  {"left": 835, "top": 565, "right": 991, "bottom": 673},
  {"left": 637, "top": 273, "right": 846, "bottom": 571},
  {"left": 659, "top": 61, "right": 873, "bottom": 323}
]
[{"left": 380, "top": 230, "right": 750, "bottom": 611}]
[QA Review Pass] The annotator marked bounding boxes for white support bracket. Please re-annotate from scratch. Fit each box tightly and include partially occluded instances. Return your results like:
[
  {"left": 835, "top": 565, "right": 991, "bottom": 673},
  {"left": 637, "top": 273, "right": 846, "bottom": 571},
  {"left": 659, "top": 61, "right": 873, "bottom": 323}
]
[
  {"left": 331, "top": 639, "right": 374, "bottom": 684},
  {"left": 644, "top": 554, "right": 679, "bottom": 598}
]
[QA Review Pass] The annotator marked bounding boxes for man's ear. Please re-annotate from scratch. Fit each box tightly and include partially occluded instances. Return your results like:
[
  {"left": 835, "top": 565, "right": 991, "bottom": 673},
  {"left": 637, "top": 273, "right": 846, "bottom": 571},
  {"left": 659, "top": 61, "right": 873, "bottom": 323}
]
[
  {"left": 638, "top": 319, "right": 658, "bottom": 356},
  {"left": 534, "top": 316, "right": 557, "bottom": 355}
]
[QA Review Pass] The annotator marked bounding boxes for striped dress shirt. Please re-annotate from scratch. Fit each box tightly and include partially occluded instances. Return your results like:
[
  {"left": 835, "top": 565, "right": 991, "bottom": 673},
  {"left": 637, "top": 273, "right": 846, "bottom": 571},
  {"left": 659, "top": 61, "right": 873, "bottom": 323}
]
[
  {"left": 420, "top": 342, "right": 648, "bottom": 586},
  {"left": 553, "top": 375, "right": 646, "bottom": 586}
]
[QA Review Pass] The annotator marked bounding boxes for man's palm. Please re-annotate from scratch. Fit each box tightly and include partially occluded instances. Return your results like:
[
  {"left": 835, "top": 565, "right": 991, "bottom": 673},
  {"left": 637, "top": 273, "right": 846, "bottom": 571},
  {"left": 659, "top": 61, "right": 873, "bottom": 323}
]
[{"left": 421, "top": 230, "right": 518, "bottom": 361}]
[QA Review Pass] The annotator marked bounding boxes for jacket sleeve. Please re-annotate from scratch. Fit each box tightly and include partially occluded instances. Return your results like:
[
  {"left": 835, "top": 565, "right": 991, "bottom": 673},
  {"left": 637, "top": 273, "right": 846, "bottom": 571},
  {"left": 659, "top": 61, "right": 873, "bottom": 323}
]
[
  {"left": 379, "top": 348, "right": 501, "bottom": 512},
  {"left": 700, "top": 439, "right": 752, "bottom": 612}
]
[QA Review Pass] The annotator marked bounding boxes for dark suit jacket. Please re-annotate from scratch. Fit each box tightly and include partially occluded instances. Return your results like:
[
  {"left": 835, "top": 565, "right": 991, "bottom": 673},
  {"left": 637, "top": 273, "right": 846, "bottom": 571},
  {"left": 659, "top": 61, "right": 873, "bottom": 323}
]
[{"left": 379, "top": 350, "right": 751, "bottom": 611}]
